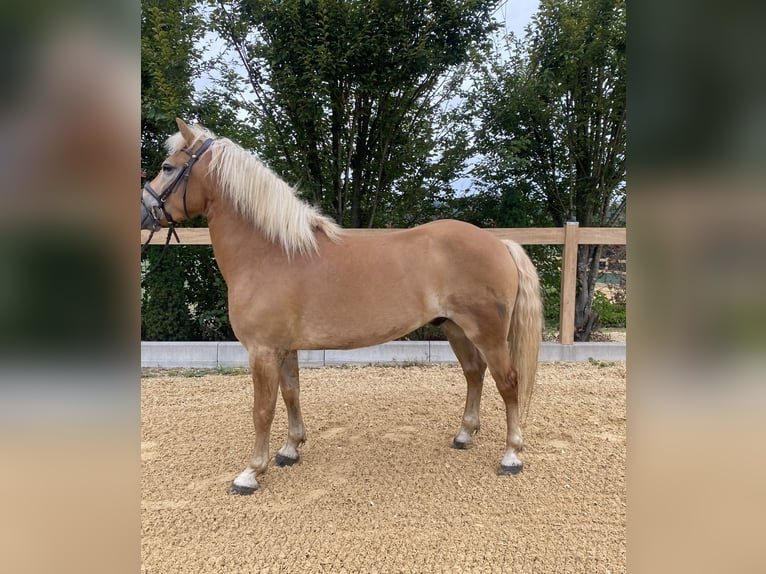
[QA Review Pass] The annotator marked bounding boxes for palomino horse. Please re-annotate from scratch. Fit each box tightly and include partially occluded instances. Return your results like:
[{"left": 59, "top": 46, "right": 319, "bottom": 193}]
[{"left": 141, "top": 119, "right": 543, "bottom": 495}]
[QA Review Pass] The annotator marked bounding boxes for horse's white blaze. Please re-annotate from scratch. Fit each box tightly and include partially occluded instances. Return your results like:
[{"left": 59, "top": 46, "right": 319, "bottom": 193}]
[{"left": 233, "top": 468, "right": 259, "bottom": 490}]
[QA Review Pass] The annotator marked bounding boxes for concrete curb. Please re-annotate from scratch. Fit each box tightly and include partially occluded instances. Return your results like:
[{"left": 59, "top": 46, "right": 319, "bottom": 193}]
[{"left": 141, "top": 340, "right": 625, "bottom": 368}]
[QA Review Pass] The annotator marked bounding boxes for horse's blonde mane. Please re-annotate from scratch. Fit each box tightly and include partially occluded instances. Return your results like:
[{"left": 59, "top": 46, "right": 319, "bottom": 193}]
[{"left": 166, "top": 125, "right": 343, "bottom": 256}]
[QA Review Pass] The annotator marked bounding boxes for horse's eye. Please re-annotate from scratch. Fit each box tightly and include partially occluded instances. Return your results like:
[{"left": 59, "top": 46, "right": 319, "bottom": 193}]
[{"left": 162, "top": 164, "right": 175, "bottom": 173}]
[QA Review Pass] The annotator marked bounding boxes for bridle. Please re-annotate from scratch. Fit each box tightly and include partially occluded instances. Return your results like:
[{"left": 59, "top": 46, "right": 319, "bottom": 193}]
[{"left": 141, "top": 137, "right": 215, "bottom": 254}]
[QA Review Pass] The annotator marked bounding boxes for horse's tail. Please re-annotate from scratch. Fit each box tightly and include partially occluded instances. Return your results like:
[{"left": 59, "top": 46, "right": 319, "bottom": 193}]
[{"left": 503, "top": 240, "right": 543, "bottom": 422}]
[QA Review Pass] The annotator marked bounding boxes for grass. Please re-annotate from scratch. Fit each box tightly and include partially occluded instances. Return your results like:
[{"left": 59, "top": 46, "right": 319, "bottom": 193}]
[{"left": 588, "top": 357, "right": 618, "bottom": 368}]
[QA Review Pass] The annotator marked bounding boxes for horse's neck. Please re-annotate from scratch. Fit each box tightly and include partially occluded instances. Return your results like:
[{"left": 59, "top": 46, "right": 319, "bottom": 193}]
[{"left": 206, "top": 194, "right": 287, "bottom": 282}]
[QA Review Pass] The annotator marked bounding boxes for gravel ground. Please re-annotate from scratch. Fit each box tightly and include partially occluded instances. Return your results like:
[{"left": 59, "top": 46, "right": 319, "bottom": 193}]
[{"left": 142, "top": 362, "right": 626, "bottom": 573}]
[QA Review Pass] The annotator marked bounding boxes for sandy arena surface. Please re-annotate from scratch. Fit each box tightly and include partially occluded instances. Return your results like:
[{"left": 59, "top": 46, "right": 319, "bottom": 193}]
[{"left": 142, "top": 362, "right": 626, "bottom": 573}]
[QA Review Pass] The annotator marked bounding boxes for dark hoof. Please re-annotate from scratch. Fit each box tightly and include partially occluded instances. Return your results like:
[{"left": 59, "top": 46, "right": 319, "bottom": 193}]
[
  {"left": 451, "top": 438, "right": 471, "bottom": 450},
  {"left": 274, "top": 453, "right": 300, "bottom": 467},
  {"left": 228, "top": 482, "right": 258, "bottom": 495},
  {"left": 497, "top": 463, "right": 523, "bottom": 476}
]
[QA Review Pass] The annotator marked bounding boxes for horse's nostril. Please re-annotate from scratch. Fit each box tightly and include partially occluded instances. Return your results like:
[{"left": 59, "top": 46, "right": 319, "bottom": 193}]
[{"left": 141, "top": 201, "right": 162, "bottom": 231}]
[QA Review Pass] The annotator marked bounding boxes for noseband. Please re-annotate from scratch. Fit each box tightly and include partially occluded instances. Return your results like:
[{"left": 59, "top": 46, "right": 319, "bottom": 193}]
[{"left": 141, "top": 137, "right": 215, "bottom": 253}]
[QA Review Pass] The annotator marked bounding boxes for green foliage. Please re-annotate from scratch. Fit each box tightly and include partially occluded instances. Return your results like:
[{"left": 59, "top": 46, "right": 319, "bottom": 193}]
[
  {"left": 141, "top": 245, "right": 235, "bottom": 341},
  {"left": 592, "top": 290, "right": 626, "bottom": 328},
  {"left": 141, "top": 248, "right": 197, "bottom": 341},
  {"left": 531, "top": 245, "right": 563, "bottom": 330},
  {"left": 467, "top": 0, "right": 626, "bottom": 340},
  {"left": 470, "top": 0, "right": 625, "bottom": 227},
  {"left": 587, "top": 357, "right": 617, "bottom": 368},
  {"left": 402, "top": 323, "right": 447, "bottom": 342},
  {"left": 141, "top": 0, "right": 203, "bottom": 172}
]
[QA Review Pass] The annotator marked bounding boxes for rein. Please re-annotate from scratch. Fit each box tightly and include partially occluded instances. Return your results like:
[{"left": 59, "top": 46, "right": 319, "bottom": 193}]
[
  {"left": 141, "top": 137, "right": 215, "bottom": 255},
  {"left": 140, "top": 223, "right": 181, "bottom": 256}
]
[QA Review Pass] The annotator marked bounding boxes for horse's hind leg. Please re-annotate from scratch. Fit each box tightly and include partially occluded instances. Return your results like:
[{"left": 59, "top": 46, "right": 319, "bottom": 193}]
[
  {"left": 442, "top": 320, "right": 487, "bottom": 449},
  {"left": 479, "top": 343, "right": 524, "bottom": 475},
  {"left": 274, "top": 351, "right": 306, "bottom": 467}
]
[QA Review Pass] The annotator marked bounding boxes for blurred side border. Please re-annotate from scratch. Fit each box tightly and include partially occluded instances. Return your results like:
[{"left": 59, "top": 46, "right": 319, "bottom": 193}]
[
  {"left": 0, "top": 2, "right": 139, "bottom": 573},
  {"left": 630, "top": 1, "right": 766, "bottom": 572}
]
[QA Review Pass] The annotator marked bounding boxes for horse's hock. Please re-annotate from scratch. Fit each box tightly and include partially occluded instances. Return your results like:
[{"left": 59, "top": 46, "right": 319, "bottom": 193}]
[{"left": 142, "top": 362, "right": 626, "bottom": 572}]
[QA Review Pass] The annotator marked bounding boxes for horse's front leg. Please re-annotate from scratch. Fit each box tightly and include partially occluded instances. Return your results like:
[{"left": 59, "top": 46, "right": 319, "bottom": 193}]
[
  {"left": 274, "top": 350, "right": 306, "bottom": 467},
  {"left": 229, "top": 347, "right": 284, "bottom": 495}
]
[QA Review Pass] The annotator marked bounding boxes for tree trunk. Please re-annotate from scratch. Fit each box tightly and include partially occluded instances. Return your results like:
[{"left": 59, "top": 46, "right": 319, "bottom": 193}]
[
  {"left": 305, "top": 140, "right": 324, "bottom": 207},
  {"left": 574, "top": 244, "right": 602, "bottom": 341},
  {"left": 350, "top": 95, "right": 370, "bottom": 228},
  {"left": 329, "top": 85, "right": 343, "bottom": 223}
]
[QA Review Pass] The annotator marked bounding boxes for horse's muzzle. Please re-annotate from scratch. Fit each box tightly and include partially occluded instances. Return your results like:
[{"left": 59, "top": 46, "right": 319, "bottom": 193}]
[{"left": 141, "top": 198, "right": 162, "bottom": 231}]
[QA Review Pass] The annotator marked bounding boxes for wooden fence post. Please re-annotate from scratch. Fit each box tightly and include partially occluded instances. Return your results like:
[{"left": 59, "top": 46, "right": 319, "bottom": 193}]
[{"left": 559, "top": 222, "right": 579, "bottom": 345}]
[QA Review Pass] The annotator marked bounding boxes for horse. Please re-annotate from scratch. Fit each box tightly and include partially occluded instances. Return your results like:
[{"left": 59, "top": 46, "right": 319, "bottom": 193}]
[{"left": 141, "top": 119, "right": 543, "bottom": 495}]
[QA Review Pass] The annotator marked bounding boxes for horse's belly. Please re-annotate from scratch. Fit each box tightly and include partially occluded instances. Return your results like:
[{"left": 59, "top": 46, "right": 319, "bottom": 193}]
[{"left": 295, "top": 295, "right": 434, "bottom": 350}]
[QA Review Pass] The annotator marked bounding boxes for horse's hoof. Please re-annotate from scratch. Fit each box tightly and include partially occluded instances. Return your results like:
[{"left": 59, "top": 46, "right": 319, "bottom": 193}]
[
  {"left": 274, "top": 453, "right": 300, "bottom": 467},
  {"left": 228, "top": 482, "right": 258, "bottom": 495},
  {"left": 451, "top": 438, "right": 471, "bottom": 450},
  {"left": 497, "top": 463, "right": 523, "bottom": 476}
]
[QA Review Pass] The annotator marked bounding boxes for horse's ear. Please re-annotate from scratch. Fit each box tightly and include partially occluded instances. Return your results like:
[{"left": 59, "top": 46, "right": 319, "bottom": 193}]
[{"left": 176, "top": 118, "right": 195, "bottom": 145}]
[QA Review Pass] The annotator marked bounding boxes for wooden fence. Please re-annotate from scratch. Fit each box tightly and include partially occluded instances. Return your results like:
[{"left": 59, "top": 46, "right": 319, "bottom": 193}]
[{"left": 141, "top": 223, "right": 626, "bottom": 345}]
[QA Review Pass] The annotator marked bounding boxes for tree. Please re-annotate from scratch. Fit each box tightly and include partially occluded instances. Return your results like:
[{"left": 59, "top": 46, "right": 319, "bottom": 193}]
[
  {"left": 206, "top": 0, "right": 499, "bottom": 227},
  {"left": 470, "top": 0, "right": 625, "bottom": 340},
  {"left": 142, "top": 0, "right": 203, "bottom": 171}
]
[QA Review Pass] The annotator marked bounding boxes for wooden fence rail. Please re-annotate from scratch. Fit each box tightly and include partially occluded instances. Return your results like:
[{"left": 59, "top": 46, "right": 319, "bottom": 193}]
[{"left": 141, "top": 223, "right": 626, "bottom": 345}]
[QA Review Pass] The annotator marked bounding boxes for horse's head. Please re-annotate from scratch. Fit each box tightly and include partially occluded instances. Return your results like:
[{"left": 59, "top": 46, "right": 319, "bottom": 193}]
[{"left": 141, "top": 118, "right": 215, "bottom": 232}]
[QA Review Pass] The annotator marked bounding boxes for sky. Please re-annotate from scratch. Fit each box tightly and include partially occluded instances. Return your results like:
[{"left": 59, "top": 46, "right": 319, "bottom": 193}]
[{"left": 498, "top": 0, "right": 540, "bottom": 39}]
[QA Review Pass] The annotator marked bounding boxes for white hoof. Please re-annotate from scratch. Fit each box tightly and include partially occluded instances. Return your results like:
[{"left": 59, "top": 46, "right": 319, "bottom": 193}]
[
  {"left": 498, "top": 451, "right": 523, "bottom": 475},
  {"left": 230, "top": 468, "right": 259, "bottom": 493}
]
